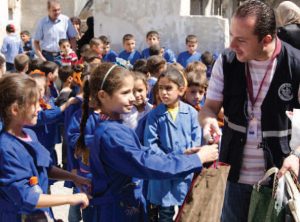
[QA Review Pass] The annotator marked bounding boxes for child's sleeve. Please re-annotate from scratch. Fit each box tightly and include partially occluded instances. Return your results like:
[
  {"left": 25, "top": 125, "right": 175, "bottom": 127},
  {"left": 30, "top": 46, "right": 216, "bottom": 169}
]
[
  {"left": 97, "top": 126, "right": 202, "bottom": 180},
  {"left": 0, "top": 149, "right": 40, "bottom": 211},
  {"left": 190, "top": 108, "right": 202, "bottom": 147},
  {"left": 36, "top": 105, "right": 63, "bottom": 126},
  {"left": 143, "top": 111, "right": 165, "bottom": 154}
]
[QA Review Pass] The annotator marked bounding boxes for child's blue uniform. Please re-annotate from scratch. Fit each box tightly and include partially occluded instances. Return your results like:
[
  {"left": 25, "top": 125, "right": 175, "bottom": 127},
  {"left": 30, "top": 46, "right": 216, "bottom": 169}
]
[
  {"left": 63, "top": 97, "right": 83, "bottom": 188},
  {"left": 90, "top": 120, "right": 203, "bottom": 222},
  {"left": 144, "top": 101, "right": 201, "bottom": 206},
  {"left": 141, "top": 47, "right": 176, "bottom": 63},
  {"left": 0, "top": 129, "right": 53, "bottom": 221},
  {"left": 28, "top": 97, "right": 63, "bottom": 166},
  {"left": 177, "top": 51, "right": 201, "bottom": 68},
  {"left": 118, "top": 50, "right": 141, "bottom": 65},
  {"left": 67, "top": 109, "right": 102, "bottom": 222},
  {"left": 103, "top": 49, "right": 118, "bottom": 63}
]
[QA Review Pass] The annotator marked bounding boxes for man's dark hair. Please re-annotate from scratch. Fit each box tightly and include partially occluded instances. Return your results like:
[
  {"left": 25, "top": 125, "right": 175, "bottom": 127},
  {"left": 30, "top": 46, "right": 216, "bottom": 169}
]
[{"left": 234, "top": 0, "right": 276, "bottom": 41}]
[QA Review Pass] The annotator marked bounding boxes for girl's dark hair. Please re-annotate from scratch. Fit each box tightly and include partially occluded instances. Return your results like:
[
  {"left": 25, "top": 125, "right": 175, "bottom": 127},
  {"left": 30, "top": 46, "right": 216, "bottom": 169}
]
[
  {"left": 133, "top": 59, "right": 148, "bottom": 74},
  {"left": 158, "top": 65, "right": 185, "bottom": 87},
  {"left": 0, "top": 74, "right": 39, "bottom": 127},
  {"left": 75, "top": 63, "right": 132, "bottom": 156},
  {"left": 90, "top": 63, "right": 132, "bottom": 107}
]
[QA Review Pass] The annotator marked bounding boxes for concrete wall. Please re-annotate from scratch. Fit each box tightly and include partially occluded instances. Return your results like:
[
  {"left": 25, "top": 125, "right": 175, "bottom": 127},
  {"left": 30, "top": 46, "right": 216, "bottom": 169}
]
[{"left": 94, "top": 0, "right": 229, "bottom": 55}]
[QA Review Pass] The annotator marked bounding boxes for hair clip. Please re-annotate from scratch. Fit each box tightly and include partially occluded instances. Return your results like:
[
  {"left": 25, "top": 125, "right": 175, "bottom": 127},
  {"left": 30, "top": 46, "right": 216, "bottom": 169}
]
[{"left": 29, "top": 69, "right": 46, "bottom": 76}]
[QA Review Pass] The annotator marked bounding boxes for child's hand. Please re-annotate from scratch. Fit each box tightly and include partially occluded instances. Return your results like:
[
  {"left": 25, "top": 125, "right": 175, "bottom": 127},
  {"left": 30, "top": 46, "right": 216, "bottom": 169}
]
[
  {"left": 73, "top": 175, "right": 91, "bottom": 195},
  {"left": 197, "top": 144, "right": 219, "bottom": 164},
  {"left": 184, "top": 147, "right": 201, "bottom": 155},
  {"left": 69, "top": 193, "right": 89, "bottom": 209}
]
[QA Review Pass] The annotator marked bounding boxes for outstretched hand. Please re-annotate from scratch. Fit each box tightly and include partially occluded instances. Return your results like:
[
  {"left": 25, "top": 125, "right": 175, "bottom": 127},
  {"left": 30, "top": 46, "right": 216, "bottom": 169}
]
[
  {"left": 278, "top": 154, "right": 299, "bottom": 178},
  {"left": 197, "top": 144, "right": 219, "bottom": 164}
]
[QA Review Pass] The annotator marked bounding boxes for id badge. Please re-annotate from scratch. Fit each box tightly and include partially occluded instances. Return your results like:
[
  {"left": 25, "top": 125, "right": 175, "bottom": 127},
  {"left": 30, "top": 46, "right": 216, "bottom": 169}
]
[{"left": 247, "top": 118, "right": 258, "bottom": 140}]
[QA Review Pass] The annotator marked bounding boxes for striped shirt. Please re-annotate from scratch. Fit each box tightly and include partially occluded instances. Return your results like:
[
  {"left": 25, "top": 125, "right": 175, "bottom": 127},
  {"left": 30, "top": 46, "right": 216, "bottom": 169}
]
[{"left": 207, "top": 54, "right": 277, "bottom": 185}]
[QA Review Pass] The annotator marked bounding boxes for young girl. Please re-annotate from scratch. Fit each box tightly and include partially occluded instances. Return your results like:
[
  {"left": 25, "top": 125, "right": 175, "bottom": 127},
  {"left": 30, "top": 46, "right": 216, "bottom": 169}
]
[
  {"left": 121, "top": 71, "right": 152, "bottom": 129},
  {"left": 0, "top": 74, "right": 89, "bottom": 222},
  {"left": 144, "top": 66, "right": 202, "bottom": 221},
  {"left": 67, "top": 78, "right": 109, "bottom": 222},
  {"left": 29, "top": 72, "right": 78, "bottom": 167},
  {"left": 75, "top": 62, "right": 218, "bottom": 222}
]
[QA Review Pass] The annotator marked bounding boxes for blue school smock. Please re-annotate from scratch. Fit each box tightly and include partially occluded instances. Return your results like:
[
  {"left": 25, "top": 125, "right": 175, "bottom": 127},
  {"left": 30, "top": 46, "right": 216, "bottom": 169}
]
[
  {"left": 141, "top": 47, "right": 176, "bottom": 63},
  {"left": 67, "top": 109, "right": 101, "bottom": 180},
  {"left": 28, "top": 97, "right": 63, "bottom": 166},
  {"left": 103, "top": 49, "right": 118, "bottom": 63},
  {"left": 90, "top": 120, "right": 202, "bottom": 222},
  {"left": 177, "top": 51, "right": 201, "bottom": 68},
  {"left": 0, "top": 129, "right": 53, "bottom": 221},
  {"left": 118, "top": 50, "right": 141, "bottom": 65},
  {"left": 144, "top": 101, "right": 202, "bottom": 206},
  {"left": 63, "top": 98, "right": 83, "bottom": 188}
]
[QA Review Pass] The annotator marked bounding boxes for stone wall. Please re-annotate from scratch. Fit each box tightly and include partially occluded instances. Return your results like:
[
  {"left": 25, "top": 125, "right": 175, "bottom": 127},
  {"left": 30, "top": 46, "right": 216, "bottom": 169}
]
[{"left": 94, "top": 0, "right": 230, "bottom": 55}]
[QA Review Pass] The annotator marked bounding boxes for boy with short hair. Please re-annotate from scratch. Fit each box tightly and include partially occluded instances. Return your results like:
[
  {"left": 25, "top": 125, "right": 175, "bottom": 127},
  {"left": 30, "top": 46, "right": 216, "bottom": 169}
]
[
  {"left": 14, "top": 54, "right": 30, "bottom": 74},
  {"left": 177, "top": 34, "right": 201, "bottom": 68},
  {"left": 118, "top": 34, "right": 141, "bottom": 65},
  {"left": 20, "top": 30, "right": 35, "bottom": 59},
  {"left": 89, "top": 37, "right": 104, "bottom": 59},
  {"left": 40, "top": 61, "right": 59, "bottom": 98},
  {"left": 59, "top": 39, "right": 78, "bottom": 66},
  {"left": 1, "top": 24, "right": 23, "bottom": 71},
  {"left": 99, "top": 35, "right": 118, "bottom": 63},
  {"left": 141, "top": 30, "right": 176, "bottom": 63},
  {"left": 56, "top": 65, "right": 74, "bottom": 106}
]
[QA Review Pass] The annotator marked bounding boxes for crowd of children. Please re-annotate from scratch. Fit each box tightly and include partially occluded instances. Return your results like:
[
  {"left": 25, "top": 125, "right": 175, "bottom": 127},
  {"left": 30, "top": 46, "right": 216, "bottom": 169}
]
[{"left": 0, "top": 22, "right": 221, "bottom": 221}]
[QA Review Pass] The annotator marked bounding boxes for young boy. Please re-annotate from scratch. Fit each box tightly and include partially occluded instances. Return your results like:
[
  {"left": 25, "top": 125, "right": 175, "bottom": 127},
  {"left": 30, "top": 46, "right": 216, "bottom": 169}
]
[
  {"left": 59, "top": 39, "right": 78, "bottom": 66},
  {"left": 20, "top": 30, "right": 35, "bottom": 59},
  {"left": 14, "top": 54, "right": 30, "bottom": 74},
  {"left": 56, "top": 65, "right": 74, "bottom": 106},
  {"left": 177, "top": 34, "right": 201, "bottom": 68},
  {"left": 40, "top": 61, "right": 59, "bottom": 98},
  {"left": 1, "top": 24, "right": 23, "bottom": 71},
  {"left": 89, "top": 38, "right": 104, "bottom": 59},
  {"left": 184, "top": 69, "right": 208, "bottom": 111},
  {"left": 99, "top": 35, "right": 118, "bottom": 63},
  {"left": 118, "top": 34, "right": 141, "bottom": 65},
  {"left": 141, "top": 30, "right": 176, "bottom": 63}
]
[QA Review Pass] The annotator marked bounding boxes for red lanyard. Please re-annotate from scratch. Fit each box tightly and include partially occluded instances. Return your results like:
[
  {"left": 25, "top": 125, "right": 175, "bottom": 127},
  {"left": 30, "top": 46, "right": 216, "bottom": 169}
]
[{"left": 245, "top": 39, "right": 281, "bottom": 113}]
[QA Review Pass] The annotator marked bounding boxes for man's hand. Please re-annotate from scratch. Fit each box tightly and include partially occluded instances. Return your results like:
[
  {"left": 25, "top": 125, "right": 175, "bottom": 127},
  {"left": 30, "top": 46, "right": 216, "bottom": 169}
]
[{"left": 278, "top": 154, "right": 299, "bottom": 178}]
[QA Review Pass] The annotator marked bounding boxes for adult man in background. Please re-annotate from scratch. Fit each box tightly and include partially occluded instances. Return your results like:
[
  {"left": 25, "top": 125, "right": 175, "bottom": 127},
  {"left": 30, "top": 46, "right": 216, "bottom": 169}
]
[
  {"left": 34, "top": 0, "right": 77, "bottom": 64},
  {"left": 199, "top": 0, "right": 300, "bottom": 221}
]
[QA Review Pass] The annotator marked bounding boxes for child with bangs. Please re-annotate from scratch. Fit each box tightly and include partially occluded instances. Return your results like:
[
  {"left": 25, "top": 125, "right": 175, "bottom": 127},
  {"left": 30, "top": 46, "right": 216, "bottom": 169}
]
[
  {"left": 144, "top": 66, "right": 202, "bottom": 221},
  {"left": 75, "top": 62, "right": 218, "bottom": 221},
  {"left": 121, "top": 71, "right": 152, "bottom": 129},
  {"left": 28, "top": 70, "right": 78, "bottom": 169},
  {"left": 0, "top": 74, "right": 89, "bottom": 222}
]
